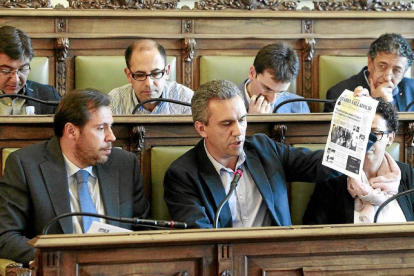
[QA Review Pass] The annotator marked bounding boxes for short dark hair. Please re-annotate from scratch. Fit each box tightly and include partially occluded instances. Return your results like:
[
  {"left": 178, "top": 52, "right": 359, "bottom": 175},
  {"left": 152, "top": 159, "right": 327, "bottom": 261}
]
[
  {"left": 192, "top": 79, "right": 242, "bottom": 125},
  {"left": 253, "top": 43, "right": 299, "bottom": 83},
  {"left": 375, "top": 97, "right": 399, "bottom": 133},
  {"left": 54, "top": 89, "right": 111, "bottom": 137},
  {"left": 125, "top": 39, "right": 167, "bottom": 69},
  {"left": 369, "top": 33, "right": 414, "bottom": 68},
  {"left": 0, "top": 26, "right": 34, "bottom": 61}
]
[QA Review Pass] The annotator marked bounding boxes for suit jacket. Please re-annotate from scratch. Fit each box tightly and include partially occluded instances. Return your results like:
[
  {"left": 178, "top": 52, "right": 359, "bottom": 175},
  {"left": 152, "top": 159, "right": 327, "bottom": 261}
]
[
  {"left": 25, "top": 80, "right": 61, "bottom": 114},
  {"left": 0, "top": 136, "right": 150, "bottom": 264},
  {"left": 302, "top": 161, "right": 414, "bottom": 225},
  {"left": 164, "top": 134, "right": 340, "bottom": 229},
  {"left": 324, "top": 66, "right": 414, "bottom": 112},
  {"left": 237, "top": 80, "right": 310, "bottom": 114}
]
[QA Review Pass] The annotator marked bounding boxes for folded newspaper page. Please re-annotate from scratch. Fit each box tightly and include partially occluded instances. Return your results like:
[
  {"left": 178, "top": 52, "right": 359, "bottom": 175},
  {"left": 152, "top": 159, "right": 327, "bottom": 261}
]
[{"left": 323, "top": 89, "right": 378, "bottom": 179}]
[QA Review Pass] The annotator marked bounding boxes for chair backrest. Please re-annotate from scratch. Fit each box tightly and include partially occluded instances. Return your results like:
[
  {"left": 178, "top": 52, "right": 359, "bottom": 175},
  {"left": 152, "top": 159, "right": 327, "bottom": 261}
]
[
  {"left": 199, "top": 56, "right": 297, "bottom": 94},
  {"left": 151, "top": 146, "right": 193, "bottom": 220},
  {"left": 290, "top": 142, "right": 400, "bottom": 225},
  {"left": 28, "top": 57, "right": 49, "bottom": 85},
  {"left": 318, "top": 55, "right": 412, "bottom": 112},
  {"left": 75, "top": 56, "right": 177, "bottom": 94}
]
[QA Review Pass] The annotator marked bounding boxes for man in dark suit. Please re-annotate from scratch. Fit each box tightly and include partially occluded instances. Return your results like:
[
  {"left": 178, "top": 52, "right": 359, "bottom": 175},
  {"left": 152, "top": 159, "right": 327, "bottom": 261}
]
[
  {"left": 0, "top": 89, "right": 150, "bottom": 264},
  {"left": 0, "top": 26, "right": 60, "bottom": 114},
  {"left": 324, "top": 33, "right": 414, "bottom": 112},
  {"left": 163, "top": 79, "right": 339, "bottom": 229}
]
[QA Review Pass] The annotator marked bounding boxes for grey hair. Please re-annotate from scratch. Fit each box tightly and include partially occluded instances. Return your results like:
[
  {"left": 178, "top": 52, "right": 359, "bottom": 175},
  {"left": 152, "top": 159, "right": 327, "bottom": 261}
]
[{"left": 192, "top": 79, "right": 242, "bottom": 125}]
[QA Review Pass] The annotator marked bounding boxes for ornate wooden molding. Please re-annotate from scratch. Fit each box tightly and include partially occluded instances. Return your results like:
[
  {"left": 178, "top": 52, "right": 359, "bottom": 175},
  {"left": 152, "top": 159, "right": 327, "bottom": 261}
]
[
  {"left": 0, "top": 0, "right": 51, "bottom": 8},
  {"left": 302, "top": 19, "right": 313, "bottom": 34},
  {"left": 55, "top": 18, "right": 67, "bottom": 33},
  {"left": 406, "top": 122, "right": 414, "bottom": 167},
  {"left": 218, "top": 244, "right": 233, "bottom": 276},
  {"left": 313, "top": 0, "right": 413, "bottom": 11},
  {"left": 182, "top": 19, "right": 194, "bottom": 34},
  {"left": 302, "top": 38, "right": 315, "bottom": 99},
  {"left": 182, "top": 38, "right": 196, "bottom": 89},
  {"left": 5, "top": 263, "right": 31, "bottom": 276},
  {"left": 271, "top": 124, "right": 287, "bottom": 143},
  {"left": 56, "top": 38, "right": 69, "bottom": 97},
  {"left": 130, "top": 125, "right": 145, "bottom": 166},
  {"left": 68, "top": 0, "right": 178, "bottom": 9},
  {"left": 194, "top": 0, "right": 298, "bottom": 10}
]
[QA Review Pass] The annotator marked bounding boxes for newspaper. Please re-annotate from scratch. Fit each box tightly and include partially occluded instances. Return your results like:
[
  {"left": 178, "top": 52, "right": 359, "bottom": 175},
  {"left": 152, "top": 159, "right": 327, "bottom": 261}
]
[{"left": 323, "top": 89, "right": 378, "bottom": 179}]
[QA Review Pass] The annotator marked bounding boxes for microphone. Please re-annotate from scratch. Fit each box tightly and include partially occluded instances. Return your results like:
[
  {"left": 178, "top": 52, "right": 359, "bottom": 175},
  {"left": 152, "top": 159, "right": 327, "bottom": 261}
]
[
  {"left": 42, "top": 212, "right": 187, "bottom": 235},
  {"left": 132, "top": 98, "right": 191, "bottom": 114},
  {"left": 0, "top": 94, "right": 59, "bottom": 106},
  {"left": 374, "top": 188, "right": 414, "bottom": 223},
  {"left": 213, "top": 170, "right": 243, "bottom": 229},
  {"left": 272, "top": 98, "right": 336, "bottom": 113}
]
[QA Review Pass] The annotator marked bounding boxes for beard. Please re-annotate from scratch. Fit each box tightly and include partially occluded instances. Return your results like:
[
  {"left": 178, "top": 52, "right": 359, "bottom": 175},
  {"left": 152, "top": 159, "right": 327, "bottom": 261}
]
[{"left": 74, "top": 139, "right": 111, "bottom": 167}]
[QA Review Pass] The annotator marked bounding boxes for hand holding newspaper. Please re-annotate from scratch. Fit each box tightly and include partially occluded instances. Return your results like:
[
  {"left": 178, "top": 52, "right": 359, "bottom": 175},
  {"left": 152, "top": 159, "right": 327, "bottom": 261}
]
[{"left": 323, "top": 89, "right": 378, "bottom": 179}]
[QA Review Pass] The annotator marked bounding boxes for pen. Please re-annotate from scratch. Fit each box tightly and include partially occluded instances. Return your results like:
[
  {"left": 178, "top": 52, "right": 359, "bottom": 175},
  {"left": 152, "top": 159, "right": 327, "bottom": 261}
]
[{"left": 255, "top": 93, "right": 262, "bottom": 103}]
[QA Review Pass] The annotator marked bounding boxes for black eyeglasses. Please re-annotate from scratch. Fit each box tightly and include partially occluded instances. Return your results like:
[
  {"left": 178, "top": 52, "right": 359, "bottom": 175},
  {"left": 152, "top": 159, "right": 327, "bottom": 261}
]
[
  {"left": 129, "top": 69, "right": 165, "bottom": 81},
  {"left": 0, "top": 64, "right": 31, "bottom": 78},
  {"left": 371, "top": 130, "right": 390, "bottom": 141}
]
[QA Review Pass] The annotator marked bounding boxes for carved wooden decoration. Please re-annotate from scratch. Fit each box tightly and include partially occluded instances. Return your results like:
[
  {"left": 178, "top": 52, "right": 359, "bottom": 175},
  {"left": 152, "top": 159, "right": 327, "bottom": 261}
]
[
  {"left": 302, "top": 38, "right": 315, "bottom": 99},
  {"left": 0, "top": 0, "right": 51, "bottom": 8},
  {"left": 218, "top": 244, "right": 233, "bottom": 276},
  {"left": 5, "top": 262, "right": 32, "bottom": 276},
  {"left": 56, "top": 38, "right": 69, "bottom": 97},
  {"left": 313, "top": 0, "right": 413, "bottom": 11},
  {"left": 182, "top": 38, "right": 196, "bottom": 89},
  {"left": 195, "top": 0, "right": 298, "bottom": 10},
  {"left": 182, "top": 19, "right": 194, "bottom": 34},
  {"left": 302, "top": 19, "right": 313, "bottom": 34},
  {"left": 55, "top": 18, "right": 67, "bottom": 33},
  {"left": 406, "top": 122, "right": 414, "bottom": 167},
  {"left": 271, "top": 124, "right": 287, "bottom": 143},
  {"left": 130, "top": 125, "right": 145, "bottom": 166},
  {"left": 68, "top": 0, "right": 178, "bottom": 9}
]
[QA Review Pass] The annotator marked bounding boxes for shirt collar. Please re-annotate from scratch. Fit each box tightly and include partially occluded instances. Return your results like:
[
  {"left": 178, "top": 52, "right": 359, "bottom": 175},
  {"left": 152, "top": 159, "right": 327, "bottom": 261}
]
[
  {"left": 62, "top": 153, "right": 95, "bottom": 178},
  {"left": 203, "top": 139, "right": 246, "bottom": 174}
]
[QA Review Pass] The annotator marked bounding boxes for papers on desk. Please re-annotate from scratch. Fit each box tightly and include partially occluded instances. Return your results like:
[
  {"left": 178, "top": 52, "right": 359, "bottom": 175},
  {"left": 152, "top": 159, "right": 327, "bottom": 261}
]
[{"left": 87, "top": 221, "right": 132, "bottom": 234}]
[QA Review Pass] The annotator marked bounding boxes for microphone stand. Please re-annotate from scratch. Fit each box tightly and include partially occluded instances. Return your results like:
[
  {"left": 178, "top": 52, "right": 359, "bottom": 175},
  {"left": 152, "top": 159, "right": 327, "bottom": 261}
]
[
  {"left": 405, "top": 100, "right": 414, "bottom": 112},
  {"left": 213, "top": 170, "right": 243, "bottom": 229},
  {"left": 0, "top": 94, "right": 59, "bottom": 106},
  {"left": 42, "top": 212, "right": 187, "bottom": 235},
  {"left": 373, "top": 188, "right": 414, "bottom": 223},
  {"left": 272, "top": 98, "right": 336, "bottom": 113},
  {"left": 132, "top": 98, "right": 191, "bottom": 114}
]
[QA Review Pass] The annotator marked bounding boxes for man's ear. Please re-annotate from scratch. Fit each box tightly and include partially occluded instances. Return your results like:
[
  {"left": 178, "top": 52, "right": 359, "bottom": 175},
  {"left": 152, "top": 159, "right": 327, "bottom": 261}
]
[
  {"left": 388, "top": 131, "right": 396, "bottom": 145},
  {"left": 248, "top": 66, "right": 256, "bottom": 81},
  {"left": 164, "top": 64, "right": 171, "bottom": 81},
  {"left": 125, "top": 67, "right": 133, "bottom": 84},
  {"left": 64, "top": 123, "right": 79, "bottom": 141},
  {"left": 194, "top": 121, "right": 207, "bottom": 138}
]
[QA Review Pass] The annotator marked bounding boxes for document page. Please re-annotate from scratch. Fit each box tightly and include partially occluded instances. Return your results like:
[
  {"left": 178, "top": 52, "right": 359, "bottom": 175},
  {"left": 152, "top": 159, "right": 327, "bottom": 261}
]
[{"left": 323, "top": 89, "right": 378, "bottom": 179}]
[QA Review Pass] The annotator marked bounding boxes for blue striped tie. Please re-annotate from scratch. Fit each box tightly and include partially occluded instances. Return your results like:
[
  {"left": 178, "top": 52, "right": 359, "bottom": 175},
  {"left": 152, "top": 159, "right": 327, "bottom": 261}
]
[{"left": 75, "top": 170, "right": 98, "bottom": 233}]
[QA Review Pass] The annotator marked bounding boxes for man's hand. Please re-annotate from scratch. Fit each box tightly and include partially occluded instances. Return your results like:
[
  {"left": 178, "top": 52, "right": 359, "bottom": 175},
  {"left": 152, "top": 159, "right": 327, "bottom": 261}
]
[
  {"left": 369, "top": 78, "right": 394, "bottom": 102},
  {"left": 353, "top": 86, "right": 370, "bottom": 98},
  {"left": 249, "top": 94, "right": 270, "bottom": 114}
]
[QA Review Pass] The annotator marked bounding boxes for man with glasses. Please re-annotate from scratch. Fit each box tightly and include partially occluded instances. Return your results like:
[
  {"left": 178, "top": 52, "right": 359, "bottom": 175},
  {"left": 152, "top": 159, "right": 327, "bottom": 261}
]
[
  {"left": 324, "top": 33, "right": 414, "bottom": 112},
  {"left": 109, "top": 39, "right": 193, "bottom": 114},
  {"left": 0, "top": 26, "right": 60, "bottom": 115},
  {"left": 238, "top": 43, "right": 310, "bottom": 114}
]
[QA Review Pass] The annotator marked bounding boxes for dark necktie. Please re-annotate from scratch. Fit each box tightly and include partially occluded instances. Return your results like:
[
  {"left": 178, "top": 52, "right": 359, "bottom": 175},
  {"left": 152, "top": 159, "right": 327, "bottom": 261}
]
[{"left": 75, "top": 169, "right": 98, "bottom": 233}]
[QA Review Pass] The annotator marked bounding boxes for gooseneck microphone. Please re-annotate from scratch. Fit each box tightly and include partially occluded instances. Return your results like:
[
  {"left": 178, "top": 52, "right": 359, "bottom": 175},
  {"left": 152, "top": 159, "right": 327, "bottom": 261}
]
[
  {"left": 374, "top": 188, "right": 414, "bottom": 223},
  {"left": 0, "top": 94, "right": 59, "bottom": 106},
  {"left": 213, "top": 170, "right": 243, "bottom": 229},
  {"left": 272, "top": 98, "right": 336, "bottom": 113},
  {"left": 42, "top": 212, "right": 187, "bottom": 235},
  {"left": 132, "top": 98, "right": 191, "bottom": 114}
]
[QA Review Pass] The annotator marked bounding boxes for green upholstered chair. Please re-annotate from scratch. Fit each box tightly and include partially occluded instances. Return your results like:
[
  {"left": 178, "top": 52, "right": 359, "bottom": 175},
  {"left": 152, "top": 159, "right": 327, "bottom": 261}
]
[
  {"left": 2, "top": 148, "right": 19, "bottom": 174},
  {"left": 199, "top": 56, "right": 297, "bottom": 94},
  {"left": 318, "top": 56, "right": 412, "bottom": 112},
  {"left": 151, "top": 146, "right": 193, "bottom": 220},
  {"left": 290, "top": 142, "right": 401, "bottom": 225},
  {"left": 75, "top": 56, "right": 177, "bottom": 94},
  {"left": 28, "top": 57, "right": 49, "bottom": 85}
]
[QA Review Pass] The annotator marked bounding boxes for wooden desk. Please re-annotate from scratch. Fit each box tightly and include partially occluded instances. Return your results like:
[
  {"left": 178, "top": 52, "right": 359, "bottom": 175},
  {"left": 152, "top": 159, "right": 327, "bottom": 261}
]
[{"left": 29, "top": 223, "right": 414, "bottom": 275}]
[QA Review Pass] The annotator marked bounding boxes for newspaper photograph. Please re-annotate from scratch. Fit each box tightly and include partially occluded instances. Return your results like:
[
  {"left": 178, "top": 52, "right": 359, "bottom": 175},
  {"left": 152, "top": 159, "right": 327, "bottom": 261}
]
[{"left": 323, "top": 89, "right": 378, "bottom": 179}]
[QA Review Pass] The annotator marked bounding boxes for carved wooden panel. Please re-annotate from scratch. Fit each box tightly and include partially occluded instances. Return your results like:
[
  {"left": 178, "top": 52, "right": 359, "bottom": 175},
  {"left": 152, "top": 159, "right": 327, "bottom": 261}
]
[
  {"left": 68, "top": 0, "right": 178, "bottom": 9},
  {"left": 56, "top": 38, "right": 69, "bottom": 97},
  {"left": 130, "top": 125, "right": 145, "bottom": 166},
  {"left": 313, "top": 0, "right": 413, "bottom": 11},
  {"left": 302, "top": 38, "right": 315, "bottom": 99},
  {"left": 271, "top": 124, "right": 287, "bottom": 143},
  {"left": 0, "top": 0, "right": 50, "bottom": 8},
  {"left": 195, "top": 0, "right": 299, "bottom": 10},
  {"left": 182, "top": 38, "right": 196, "bottom": 89}
]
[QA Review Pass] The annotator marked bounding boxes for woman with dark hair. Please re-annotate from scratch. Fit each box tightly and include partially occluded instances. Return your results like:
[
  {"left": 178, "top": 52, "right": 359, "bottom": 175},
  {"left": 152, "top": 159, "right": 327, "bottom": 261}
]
[{"left": 303, "top": 96, "right": 414, "bottom": 224}]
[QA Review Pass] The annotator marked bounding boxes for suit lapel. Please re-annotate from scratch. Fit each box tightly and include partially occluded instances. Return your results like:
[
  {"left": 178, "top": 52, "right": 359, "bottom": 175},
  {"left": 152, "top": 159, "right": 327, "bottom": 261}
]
[
  {"left": 40, "top": 137, "right": 73, "bottom": 234},
  {"left": 197, "top": 142, "right": 232, "bottom": 228},
  {"left": 96, "top": 159, "right": 120, "bottom": 226},
  {"left": 25, "top": 81, "right": 42, "bottom": 113},
  {"left": 244, "top": 148, "right": 282, "bottom": 226}
]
